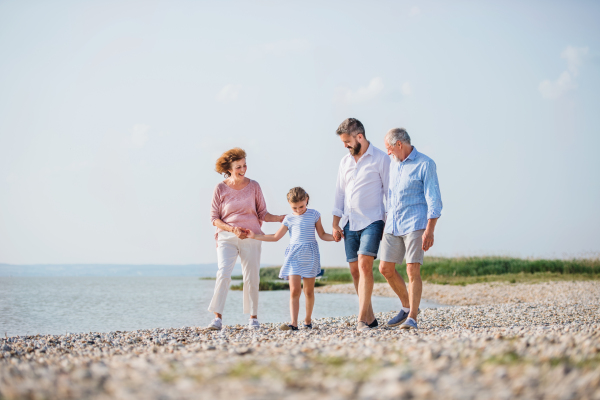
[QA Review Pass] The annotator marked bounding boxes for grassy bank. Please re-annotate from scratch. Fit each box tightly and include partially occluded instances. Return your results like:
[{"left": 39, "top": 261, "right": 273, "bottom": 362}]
[
  {"left": 223, "top": 257, "right": 599, "bottom": 290},
  {"left": 261, "top": 257, "right": 600, "bottom": 287},
  {"left": 230, "top": 280, "right": 327, "bottom": 291}
]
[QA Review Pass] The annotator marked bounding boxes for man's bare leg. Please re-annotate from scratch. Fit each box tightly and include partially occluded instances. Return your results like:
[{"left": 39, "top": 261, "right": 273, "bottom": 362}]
[
  {"left": 378, "top": 261, "right": 410, "bottom": 308},
  {"left": 357, "top": 255, "right": 375, "bottom": 323},
  {"left": 407, "top": 263, "right": 422, "bottom": 320},
  {"left": 349, "top": 260, "right": 375, "bottom": 323}
]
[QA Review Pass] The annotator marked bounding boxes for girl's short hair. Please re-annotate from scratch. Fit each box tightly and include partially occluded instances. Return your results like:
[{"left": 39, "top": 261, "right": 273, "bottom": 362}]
[
  {"left": 215, "top": 148, "right": 247, "bottom": 178},
  {"left": 287, "top": 187, "right": 309, "bottom": 204}
]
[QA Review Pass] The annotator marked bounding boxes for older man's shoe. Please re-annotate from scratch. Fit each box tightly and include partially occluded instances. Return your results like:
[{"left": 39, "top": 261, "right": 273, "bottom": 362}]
[
  {"left": 399, "top": 318, "right": 418, "bottom": 330},
  {"left": 387, "top": 310, "right": 409, "bottom": 327}
]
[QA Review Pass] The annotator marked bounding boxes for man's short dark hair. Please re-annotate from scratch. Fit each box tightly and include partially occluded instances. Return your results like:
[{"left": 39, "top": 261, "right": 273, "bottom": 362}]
[{"left": 336, "top": 118, "right": 365, "bottom": 138}]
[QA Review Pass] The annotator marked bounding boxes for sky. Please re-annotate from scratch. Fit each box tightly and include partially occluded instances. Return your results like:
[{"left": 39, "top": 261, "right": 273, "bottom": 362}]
[{"left": 0, "top": 0, "right": 599, "bottom": 266}]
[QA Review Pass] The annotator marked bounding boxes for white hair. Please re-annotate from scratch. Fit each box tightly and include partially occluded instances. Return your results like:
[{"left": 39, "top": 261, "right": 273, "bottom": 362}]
[{"left": 385, "top": 128, "right": 411, "bottom": 146}]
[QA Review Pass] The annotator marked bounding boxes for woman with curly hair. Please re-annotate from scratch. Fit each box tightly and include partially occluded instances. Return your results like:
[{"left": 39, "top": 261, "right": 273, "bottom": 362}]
[{"left": 207, "top": 148, "right": 284, "bottom": 330}]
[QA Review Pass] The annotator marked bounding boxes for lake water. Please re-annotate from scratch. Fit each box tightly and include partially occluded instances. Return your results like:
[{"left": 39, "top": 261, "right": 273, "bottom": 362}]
[{"left": 0, "top": 277, "right": 444, "bottom": 337}]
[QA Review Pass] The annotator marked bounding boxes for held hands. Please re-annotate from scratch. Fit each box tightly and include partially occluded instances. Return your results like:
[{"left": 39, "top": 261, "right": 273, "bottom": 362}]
[
  {"left": 232, "top": 226, "right": 250, "bottom": 240},
  {"left": 332, "top": 225, "right": 344, "bottom": 242},
  {"left": 422, "top": 229, "right": 434, "bottom": 251},
  {"left": 246, "top": 230, "right": 256, "bottom": 239}
]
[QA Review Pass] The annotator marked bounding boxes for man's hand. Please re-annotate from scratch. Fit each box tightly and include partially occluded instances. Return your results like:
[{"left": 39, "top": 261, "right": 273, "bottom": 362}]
[
  {"left": 422, "top": 229, "right": 434, "bottom": 251},
  {"left": 332, "top": 225, "right": 344, "bottom": 242}
]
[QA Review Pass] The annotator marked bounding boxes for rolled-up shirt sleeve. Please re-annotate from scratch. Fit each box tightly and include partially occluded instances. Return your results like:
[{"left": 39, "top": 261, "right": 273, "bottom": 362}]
[
  {"left": 332, "top": 161, "right": 345, "bottom": 218},
  {"left": 423, "top": 161, "right": 443, "bottom": 219},
  {"left": 210, "top": 185, "right": 222, "bottom": 224},
  {"left": 254, "top": 182, "right": 268, "bottom": 221}
]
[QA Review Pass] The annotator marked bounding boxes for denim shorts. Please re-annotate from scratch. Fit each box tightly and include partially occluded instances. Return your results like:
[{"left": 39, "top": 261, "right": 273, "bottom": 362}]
[{"left": 343, "top": 220, "right": 385, "bottom": 263}]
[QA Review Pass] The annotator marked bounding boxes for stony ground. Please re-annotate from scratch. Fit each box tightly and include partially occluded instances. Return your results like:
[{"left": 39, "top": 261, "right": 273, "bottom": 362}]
[
  {"left": 2, "top": 282, "right": 600, "bottom": 400},
  {"left": 316, "top": 280, "right": 600, "bottom": 306}
]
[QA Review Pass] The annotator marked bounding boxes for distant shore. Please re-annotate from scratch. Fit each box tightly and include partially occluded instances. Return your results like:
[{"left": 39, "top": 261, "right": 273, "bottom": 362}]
[{"left": 1, "top": 279, "right": 599, "bottom": 399}]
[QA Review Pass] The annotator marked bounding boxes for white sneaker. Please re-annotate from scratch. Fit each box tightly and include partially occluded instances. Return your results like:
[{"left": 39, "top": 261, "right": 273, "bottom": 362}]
[
  {"left": 207, "top": 318, "right": 222, "bottom": 331},
  {"left": 248, "top": 318, "right": 260, "bottom": 329}
]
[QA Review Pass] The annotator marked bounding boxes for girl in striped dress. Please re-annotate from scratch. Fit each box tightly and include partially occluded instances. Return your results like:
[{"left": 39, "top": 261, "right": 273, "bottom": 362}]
[{"left": 248, "top": 187, "right": 336, "bottom": 330}]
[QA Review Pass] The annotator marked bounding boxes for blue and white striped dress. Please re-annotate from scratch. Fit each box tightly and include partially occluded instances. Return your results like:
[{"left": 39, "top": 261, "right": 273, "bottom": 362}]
[{"left": 279, "top": 209, "right": 322, "bottom": 280}]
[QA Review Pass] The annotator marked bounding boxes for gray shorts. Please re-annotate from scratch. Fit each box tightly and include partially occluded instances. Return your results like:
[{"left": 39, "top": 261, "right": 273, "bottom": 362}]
[{"left": 379, "top": 230, "right": 425, "bottom": 265}]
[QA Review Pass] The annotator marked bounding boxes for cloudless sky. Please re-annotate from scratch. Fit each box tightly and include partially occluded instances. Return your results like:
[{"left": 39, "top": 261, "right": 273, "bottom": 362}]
[{"left": 1, "top": 0, "right": 599, "bottom": 265}]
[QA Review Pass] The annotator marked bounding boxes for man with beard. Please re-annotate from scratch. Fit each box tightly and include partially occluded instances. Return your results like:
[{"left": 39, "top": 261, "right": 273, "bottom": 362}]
[
  {"left": 379, "top": 128, "right": 442, "bottom": 330},
  {"left": 332, "top": 118, "right": 390, "bottom": 331}
]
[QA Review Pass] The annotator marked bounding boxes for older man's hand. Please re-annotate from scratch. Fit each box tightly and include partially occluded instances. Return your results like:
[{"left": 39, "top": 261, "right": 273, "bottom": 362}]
[{"left": 422, "top": 229, "right": 434, "bottom": 251}]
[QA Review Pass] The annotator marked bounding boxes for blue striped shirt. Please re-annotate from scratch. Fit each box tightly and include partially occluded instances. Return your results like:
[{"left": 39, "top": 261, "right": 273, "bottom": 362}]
[
  {"left": 279, "top": 209, "right": 322, "bottom": 279},
  {"left": 384, "top": 147, "right": 443, "bottom": 236},
  {"left": 283, "top": 209, "right": 320, "bottom": 244}
]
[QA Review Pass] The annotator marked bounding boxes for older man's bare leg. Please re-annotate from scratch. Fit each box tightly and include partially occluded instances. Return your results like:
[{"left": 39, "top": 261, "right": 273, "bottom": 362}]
[
  {"left": 407, "top": 263, "right": 422, "bottom": 320},
  {"left": 378, "top": 261, "right": 410, "bottom": 308},
  {"left": 349, "top": 260, "right": 375, "bottom": 323}
]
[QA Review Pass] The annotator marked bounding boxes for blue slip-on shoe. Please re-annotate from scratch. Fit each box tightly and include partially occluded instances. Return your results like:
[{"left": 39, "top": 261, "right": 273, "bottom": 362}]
[
  {"left": 399, "top": 318, "right": 418, "bottom": 330},
  {"left": 387, "top": 310, "right": 409, "bottom": 327}
]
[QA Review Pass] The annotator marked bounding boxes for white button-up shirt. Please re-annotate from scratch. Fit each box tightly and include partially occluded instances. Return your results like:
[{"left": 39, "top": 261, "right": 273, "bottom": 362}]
[{"left": 333, "top": 142, "right": 390, "bottom": 231}]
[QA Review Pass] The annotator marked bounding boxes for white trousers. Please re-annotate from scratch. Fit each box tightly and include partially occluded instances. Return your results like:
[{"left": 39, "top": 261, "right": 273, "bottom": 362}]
[{"left": 208, "top": 232, "right": 262, "bottom": 315}]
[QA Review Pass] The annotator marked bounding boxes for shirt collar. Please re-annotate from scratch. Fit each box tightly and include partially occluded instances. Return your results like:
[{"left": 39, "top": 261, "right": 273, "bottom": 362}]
[
  {"left": 364, "top": 141, "right": 374, "bottom": 157},
  {"left": 405, "top": 146, "right": 418, "bottom": 161}
]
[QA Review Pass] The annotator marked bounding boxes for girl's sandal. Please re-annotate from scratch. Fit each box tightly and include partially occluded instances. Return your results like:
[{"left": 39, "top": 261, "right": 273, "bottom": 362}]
[
  {"left": 279, "top": 324, "right": 298, "bottom": 331},
  {"left": 304, "top": 323, "right": 313, "bottom": 329}
]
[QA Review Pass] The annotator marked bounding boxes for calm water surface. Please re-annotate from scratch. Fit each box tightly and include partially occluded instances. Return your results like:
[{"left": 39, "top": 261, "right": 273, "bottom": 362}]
[{"left": 0, "top": 277, "right": 444, "bottom": 336}]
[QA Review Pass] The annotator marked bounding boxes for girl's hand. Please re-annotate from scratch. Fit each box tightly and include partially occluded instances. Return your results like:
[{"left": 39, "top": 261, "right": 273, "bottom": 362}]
[{"left": 246, "top": 230, "right": 256, "bottom": 239}]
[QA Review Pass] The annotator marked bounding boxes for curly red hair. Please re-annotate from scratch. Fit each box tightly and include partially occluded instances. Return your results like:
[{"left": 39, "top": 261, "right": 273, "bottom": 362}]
[{"left": 215, "top": 148, "right": 247, "bottom": 178}]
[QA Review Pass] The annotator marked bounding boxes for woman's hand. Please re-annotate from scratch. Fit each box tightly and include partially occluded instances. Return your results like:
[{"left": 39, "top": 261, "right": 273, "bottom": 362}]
[
  {"left": 276, "top": 215, "right": 285, "bottom": 223},
  {"left": 232, "top": 226, "right": 249, "bottom": 239}
]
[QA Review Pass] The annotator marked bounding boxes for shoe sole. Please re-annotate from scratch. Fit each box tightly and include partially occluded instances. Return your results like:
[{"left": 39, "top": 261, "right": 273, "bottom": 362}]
[
  {"left": 207, "top": 326, "right": 221, "bottom": 331},
  {"left": 399, "top": 325, "right": 417, "bottom": 330},
  {"left": 387, "top": 309, "right": 421, "bottom": 327},
  {"left": 387, "top": 316, "right": 408, "bottom": 327}
]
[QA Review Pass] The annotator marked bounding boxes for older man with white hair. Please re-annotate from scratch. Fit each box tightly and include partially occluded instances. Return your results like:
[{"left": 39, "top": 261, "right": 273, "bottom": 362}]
[{"left": 379, "top": 128, "right": 442, "bottom": 330}]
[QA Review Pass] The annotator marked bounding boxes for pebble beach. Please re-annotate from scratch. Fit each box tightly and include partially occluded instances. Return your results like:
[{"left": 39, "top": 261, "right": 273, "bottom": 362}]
[{"left": 2, "top": 281, "right": 600, "bottom": 399}]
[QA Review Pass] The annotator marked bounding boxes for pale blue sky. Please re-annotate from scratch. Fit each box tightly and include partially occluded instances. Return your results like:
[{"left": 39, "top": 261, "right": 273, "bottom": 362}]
[{"left": 1, "top": 0, "right": 599, "bottom": 265}]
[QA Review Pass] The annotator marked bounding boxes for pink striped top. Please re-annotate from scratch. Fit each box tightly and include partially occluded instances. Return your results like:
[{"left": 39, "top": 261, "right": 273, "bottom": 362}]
[{"left": 210, "top": 179, "right": 267, "bottom": 239}]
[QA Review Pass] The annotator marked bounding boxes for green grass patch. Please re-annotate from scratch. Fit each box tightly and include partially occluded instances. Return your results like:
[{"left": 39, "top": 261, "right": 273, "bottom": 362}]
[
  {"left": 418, "top": 256, "right": 600, "bottom": 278},
  {"left": 230, "top": 279, "right": 326, "bottom": 291},
  {"left": 230, "top": 257, "right": 599, "bottom": 289}
]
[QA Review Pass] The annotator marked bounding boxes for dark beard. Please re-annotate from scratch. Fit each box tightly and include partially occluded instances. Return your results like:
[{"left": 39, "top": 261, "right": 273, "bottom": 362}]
[{"left": 348, "top": 142, "right": 361, "bottom": 156}]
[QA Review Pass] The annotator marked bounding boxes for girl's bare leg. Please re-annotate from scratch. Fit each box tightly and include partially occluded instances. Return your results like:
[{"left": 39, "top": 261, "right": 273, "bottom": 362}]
[
  {"left": 303, "top": 277, "right": 316, "bottom": 325},
  {"left": 288, "top": 275, "right": 302, "bottom": 327}
]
